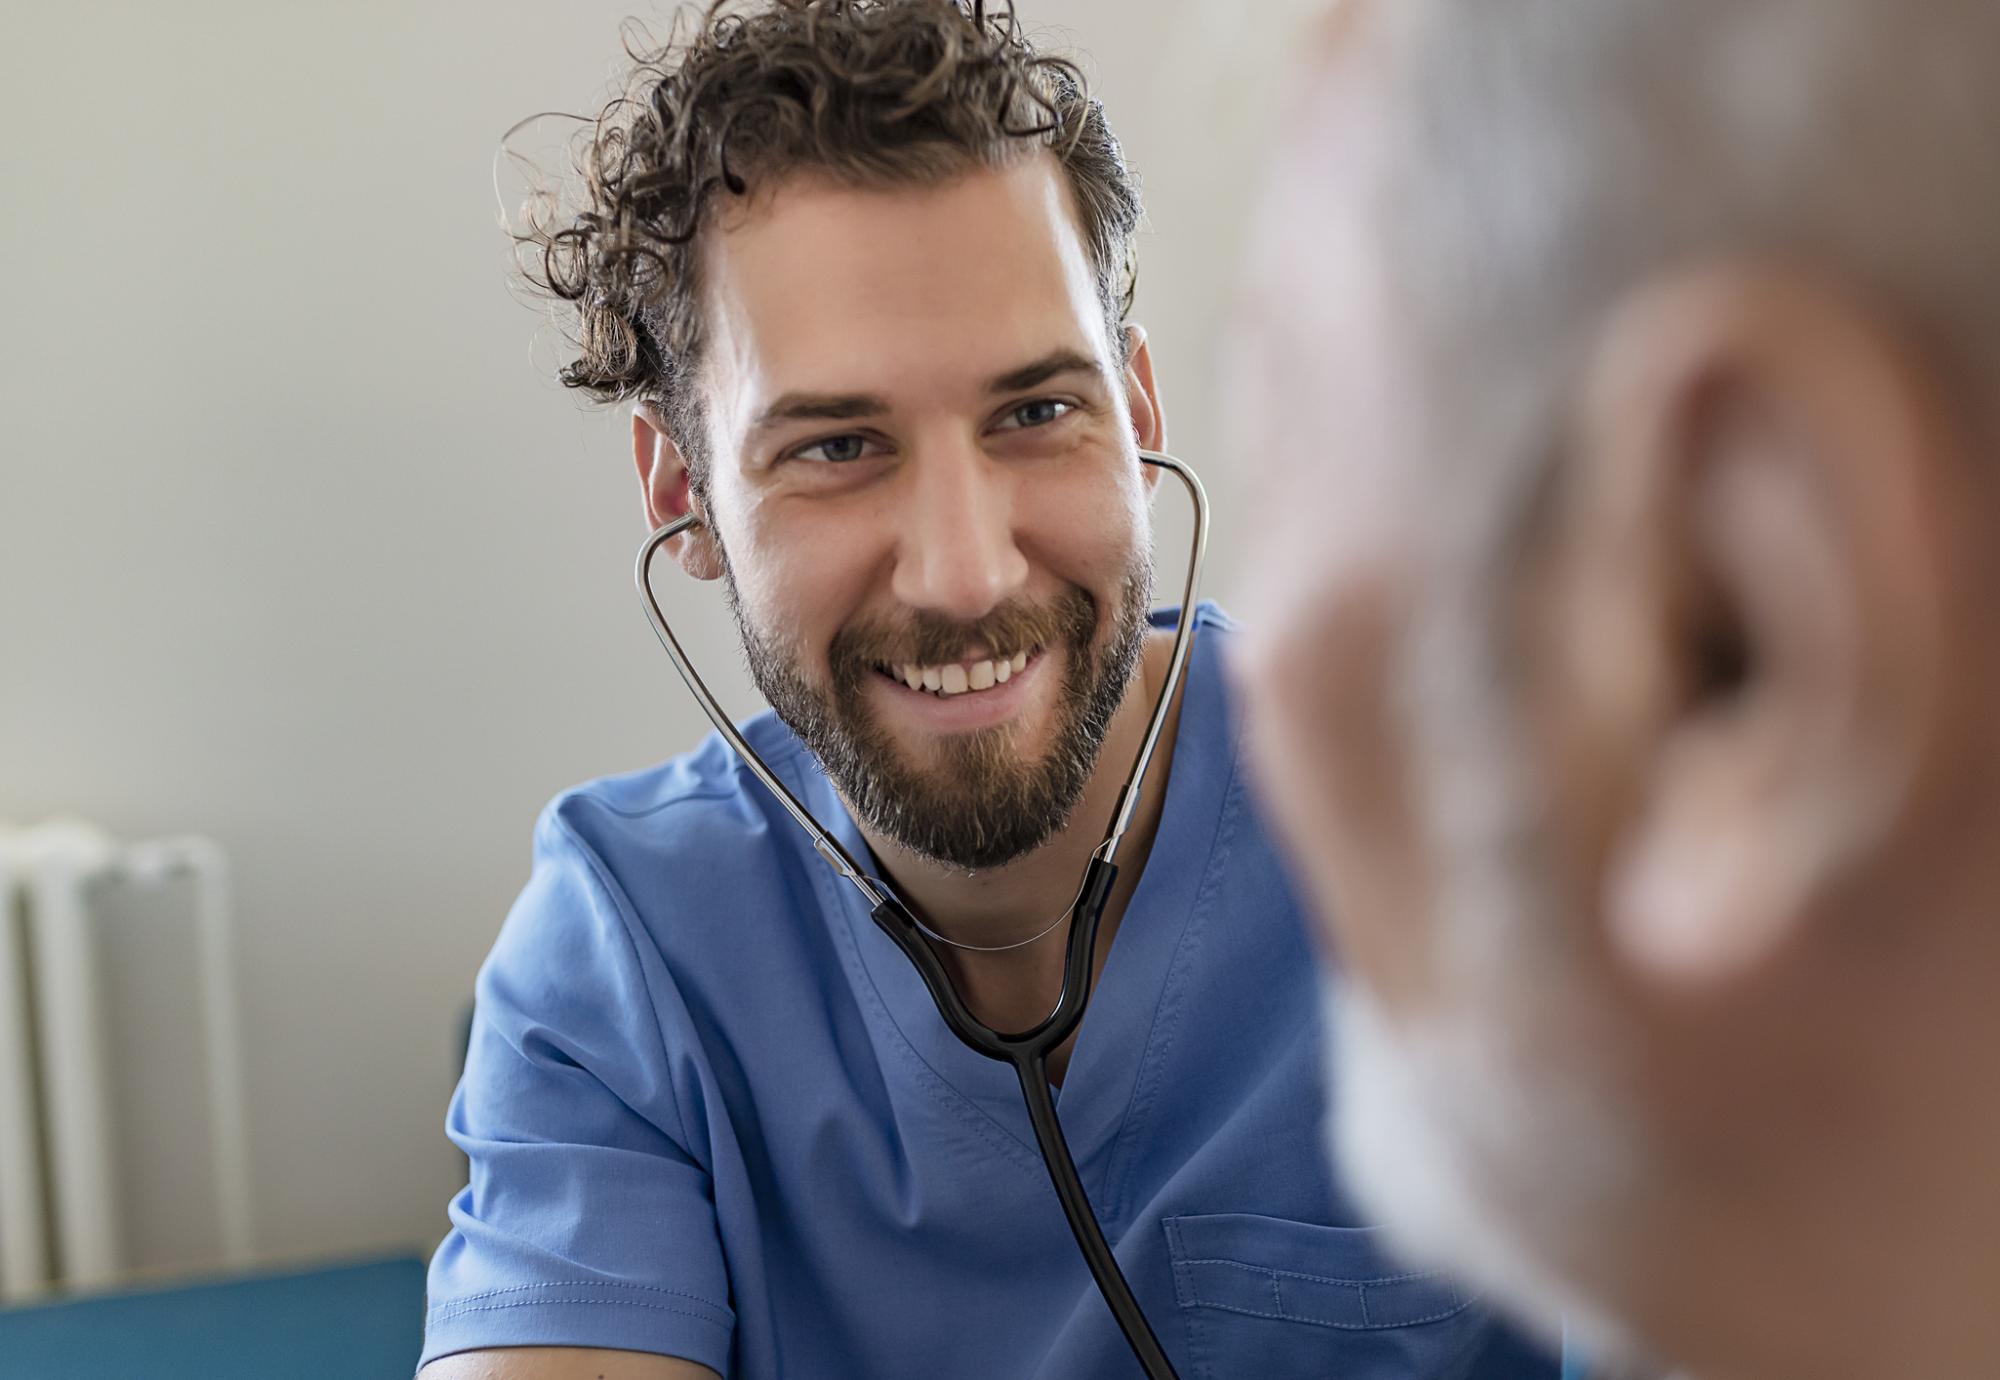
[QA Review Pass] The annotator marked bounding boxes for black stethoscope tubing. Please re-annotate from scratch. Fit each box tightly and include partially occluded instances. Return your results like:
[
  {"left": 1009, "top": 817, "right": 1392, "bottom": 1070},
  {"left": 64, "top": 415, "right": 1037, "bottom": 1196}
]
[{"left": 635, "top": 450, "right": 1208, "bottom": 1379}]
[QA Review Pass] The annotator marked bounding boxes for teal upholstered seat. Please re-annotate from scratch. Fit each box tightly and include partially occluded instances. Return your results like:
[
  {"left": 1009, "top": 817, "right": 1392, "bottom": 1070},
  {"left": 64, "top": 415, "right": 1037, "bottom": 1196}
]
[{"left": 0, "top": 1254, "right": 424, "bottom": 1380}]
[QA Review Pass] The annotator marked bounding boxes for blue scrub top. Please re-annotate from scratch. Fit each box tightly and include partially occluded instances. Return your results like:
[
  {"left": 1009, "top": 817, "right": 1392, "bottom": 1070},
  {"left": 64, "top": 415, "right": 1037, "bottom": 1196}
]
[{"left": 424, "top": 605, "right": 1558, "bottom": 1380}]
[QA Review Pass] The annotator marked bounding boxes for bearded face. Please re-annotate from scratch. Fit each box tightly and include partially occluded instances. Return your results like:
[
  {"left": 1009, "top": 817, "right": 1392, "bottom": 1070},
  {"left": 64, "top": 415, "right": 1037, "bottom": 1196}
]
[{"left": 730, "top": 560, "right": 1152, "bottom": 871}]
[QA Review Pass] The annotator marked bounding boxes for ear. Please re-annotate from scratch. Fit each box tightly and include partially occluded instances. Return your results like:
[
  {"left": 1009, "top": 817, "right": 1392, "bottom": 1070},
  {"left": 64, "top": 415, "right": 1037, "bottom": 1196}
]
[
  {"left": 632, "top": 403, "right": 725, "bottom": 581},
  {"left": 1546, "top": 263, "right": 1964, "bottom": 986},
  {"left": 1122, "top": 324, "right": 1167, "bottom": 486}
]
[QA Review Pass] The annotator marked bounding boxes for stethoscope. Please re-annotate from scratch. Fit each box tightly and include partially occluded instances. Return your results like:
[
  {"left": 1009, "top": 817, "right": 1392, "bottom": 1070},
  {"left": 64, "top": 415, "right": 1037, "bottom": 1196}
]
[{"left": 634, "top": 449, "right": 1206, "bottom": 1379}]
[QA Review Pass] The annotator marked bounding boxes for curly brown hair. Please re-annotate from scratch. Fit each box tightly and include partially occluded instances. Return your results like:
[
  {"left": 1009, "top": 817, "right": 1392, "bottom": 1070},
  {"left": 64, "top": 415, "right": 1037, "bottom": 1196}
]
[{"left": 513, "top": 0, "right": 1143, "bottom": 480}]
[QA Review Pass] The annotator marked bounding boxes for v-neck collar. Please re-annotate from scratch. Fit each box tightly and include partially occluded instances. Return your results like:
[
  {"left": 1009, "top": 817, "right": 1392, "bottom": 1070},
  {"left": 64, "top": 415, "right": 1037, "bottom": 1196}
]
[{"left": 796, "top": 605, "right": 1243, "bottom": 1191}]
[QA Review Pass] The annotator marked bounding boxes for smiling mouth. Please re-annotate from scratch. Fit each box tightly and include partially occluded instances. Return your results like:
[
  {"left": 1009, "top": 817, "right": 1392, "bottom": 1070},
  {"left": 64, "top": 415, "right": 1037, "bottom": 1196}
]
[{"left": 872, "top": 647, "right": 1040, "bottom": 698}]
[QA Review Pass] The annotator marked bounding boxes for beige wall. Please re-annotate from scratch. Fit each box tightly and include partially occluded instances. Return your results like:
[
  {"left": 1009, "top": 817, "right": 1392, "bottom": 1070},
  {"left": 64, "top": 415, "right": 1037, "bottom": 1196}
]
[{"left": 0, "top": 0, "right": 1308, "bottom": 1265}]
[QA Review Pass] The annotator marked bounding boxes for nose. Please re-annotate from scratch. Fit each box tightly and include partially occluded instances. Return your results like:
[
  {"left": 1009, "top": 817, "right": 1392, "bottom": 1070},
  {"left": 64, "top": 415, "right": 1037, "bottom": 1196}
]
[{"left": 889, "top": 440, "right": 1030, "bottom": 622}]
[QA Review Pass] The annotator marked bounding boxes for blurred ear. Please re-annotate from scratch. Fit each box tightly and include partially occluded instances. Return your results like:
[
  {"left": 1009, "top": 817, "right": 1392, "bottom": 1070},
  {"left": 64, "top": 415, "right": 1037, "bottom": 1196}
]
[
  {"left": 1549, "top": 264, "right": 1962, "bottom": 985},
  {"left": 1123, "top": 324, "right": 1167, "bottom": 486},
  {"left": 632, "top": 404, "right": 725, "bottom": 581}
]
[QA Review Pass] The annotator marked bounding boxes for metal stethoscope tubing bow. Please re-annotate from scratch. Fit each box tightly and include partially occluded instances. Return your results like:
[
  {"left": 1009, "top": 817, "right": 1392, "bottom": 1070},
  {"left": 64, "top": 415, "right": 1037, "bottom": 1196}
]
[{"left": 636, "top": 450, "right": 1208, "bottom": 1380}]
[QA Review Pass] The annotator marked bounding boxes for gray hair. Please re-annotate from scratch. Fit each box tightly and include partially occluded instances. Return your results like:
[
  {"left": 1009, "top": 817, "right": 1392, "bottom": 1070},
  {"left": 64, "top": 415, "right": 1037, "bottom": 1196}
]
[{"left": 1379, "top": 0, "right": 2000, "bottom": 550}]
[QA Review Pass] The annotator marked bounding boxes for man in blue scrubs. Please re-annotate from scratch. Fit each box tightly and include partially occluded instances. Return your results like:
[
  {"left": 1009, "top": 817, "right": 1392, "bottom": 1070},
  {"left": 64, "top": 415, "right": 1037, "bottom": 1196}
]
[{"left": 421, "top": 4, "right": 1557, "bottom": 1378}]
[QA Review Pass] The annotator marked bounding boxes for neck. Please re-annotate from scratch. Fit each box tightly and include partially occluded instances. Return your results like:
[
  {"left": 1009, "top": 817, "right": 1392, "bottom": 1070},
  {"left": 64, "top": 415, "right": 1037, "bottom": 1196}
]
[
  {"left": 1629, "top": 978, "right": 2000, "bottom": 1380},
  {"left": 854, "top": 628, "right": 1187, "bottom": 1065}
]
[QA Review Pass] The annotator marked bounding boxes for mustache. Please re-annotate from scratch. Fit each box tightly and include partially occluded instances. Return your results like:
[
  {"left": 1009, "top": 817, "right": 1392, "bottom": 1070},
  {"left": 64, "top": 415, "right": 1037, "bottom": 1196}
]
[{"left": 828, "top": 589, "right": 1097, "bottom": 674}]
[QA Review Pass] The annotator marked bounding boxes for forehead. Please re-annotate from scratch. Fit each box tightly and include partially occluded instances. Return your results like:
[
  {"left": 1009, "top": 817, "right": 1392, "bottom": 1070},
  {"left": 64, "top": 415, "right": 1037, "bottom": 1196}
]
[
  {"left": 1246, "top": 11, "right": 1393, "bottom": 302},
  {"left": 1233, "top": 20, "right": 1400, "bottom": 405},
  {"left": 696, "top": 155, "right": 1109, "bottom": 417},
  {"left": 1226, "top": 12, "right": 1427, "bottom": 554}
]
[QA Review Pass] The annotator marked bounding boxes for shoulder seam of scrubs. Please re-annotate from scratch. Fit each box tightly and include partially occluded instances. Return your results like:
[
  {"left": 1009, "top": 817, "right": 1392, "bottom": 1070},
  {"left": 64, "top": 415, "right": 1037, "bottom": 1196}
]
[
  {"left": 570, "top": 786, "right": 747, "bottom": 821},
  {"left": 1103, "top": 692, "right": 1251, "bottom": 1228},
  {"left": 548, "top": 808, "right": 704, "bottom": 1159}
]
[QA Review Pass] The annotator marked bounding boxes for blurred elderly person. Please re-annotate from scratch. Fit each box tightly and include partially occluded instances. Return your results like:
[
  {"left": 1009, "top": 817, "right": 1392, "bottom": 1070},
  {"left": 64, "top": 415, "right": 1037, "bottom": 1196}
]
[{"left": 1228, "top": 2, "right": 2000, "bottom": 1379}]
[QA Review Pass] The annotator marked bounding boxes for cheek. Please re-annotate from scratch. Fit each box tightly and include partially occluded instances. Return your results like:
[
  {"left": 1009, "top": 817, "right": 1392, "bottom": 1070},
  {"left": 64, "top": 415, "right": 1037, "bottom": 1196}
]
[
  {"left": 1227, "top": 289, "right": 1436, "bottom": 1005},
  {"left": 726, "top": 504, "right": 872, "bottom": 658},
  {"left": 1236, "top": 573, "right": 1440, "bottom": 1012},
  {"left": 1019, "top": 452, "right": 1152, "bottom": 588}
]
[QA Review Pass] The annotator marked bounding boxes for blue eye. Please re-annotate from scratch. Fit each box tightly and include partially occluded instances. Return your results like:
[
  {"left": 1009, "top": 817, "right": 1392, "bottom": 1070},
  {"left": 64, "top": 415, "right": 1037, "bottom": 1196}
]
[
  {"left": 793, "top": 434, "right": 875, "bottom": 463},
  {"left": 998, "top": 399, "right": 1073, "bottom": 430}
]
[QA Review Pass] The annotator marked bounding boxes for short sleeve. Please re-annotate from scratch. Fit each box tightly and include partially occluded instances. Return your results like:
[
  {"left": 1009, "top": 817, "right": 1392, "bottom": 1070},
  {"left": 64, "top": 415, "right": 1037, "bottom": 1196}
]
[{"left": 421, "top": 805, "right": 735, "bottom": 1373}]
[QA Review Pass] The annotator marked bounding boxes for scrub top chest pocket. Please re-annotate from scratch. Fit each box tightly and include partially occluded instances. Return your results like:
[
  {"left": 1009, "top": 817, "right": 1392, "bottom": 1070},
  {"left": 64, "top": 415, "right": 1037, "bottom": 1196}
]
[{"left": 1165, "top": 1214, "right": 1485, "bottom": 1380}]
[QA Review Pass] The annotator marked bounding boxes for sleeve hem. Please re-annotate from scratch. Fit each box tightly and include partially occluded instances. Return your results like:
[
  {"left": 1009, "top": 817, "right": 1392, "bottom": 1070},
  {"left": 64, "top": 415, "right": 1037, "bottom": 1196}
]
[{"left": 419, "top": 1294, "right": 733, "bottom": 1375}]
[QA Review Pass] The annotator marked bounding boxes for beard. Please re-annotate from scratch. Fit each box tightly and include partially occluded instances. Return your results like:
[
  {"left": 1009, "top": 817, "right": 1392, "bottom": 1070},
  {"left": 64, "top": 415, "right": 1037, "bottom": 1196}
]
[
  {"left": 726, "top": 560, "right": 1153, "bottom": 871},
  {"left": 1327, "top": 984, "right": 1646, "bottom": 1367},
  {"left": 1322, "top": 585, "right": 1656, "bottom": 1373}
]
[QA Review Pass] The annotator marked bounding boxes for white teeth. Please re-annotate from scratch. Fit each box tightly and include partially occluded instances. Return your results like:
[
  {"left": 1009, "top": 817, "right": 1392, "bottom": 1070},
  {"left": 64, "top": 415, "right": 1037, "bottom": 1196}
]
[{"left": 894, "top": 650, "right": 1031, "bottom": 696}]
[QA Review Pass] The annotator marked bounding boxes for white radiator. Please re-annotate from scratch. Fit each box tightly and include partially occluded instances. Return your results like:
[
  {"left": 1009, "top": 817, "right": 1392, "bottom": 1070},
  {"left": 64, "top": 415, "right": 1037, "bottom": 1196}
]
[{"left": 0, "top": 822, "right": 253, "bottom": 1300}]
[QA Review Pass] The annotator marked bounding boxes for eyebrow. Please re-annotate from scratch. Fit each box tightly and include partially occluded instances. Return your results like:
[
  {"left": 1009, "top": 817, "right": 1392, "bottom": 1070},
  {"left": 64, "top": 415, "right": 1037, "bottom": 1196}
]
[
  {"left": 986, "top": 348, "right": 1105, "bottom": 394},
  {"left": 748, "top": 348, "right": 1107, "bottom": 435},
  {"left": 751, "top": 392, "right": 892, "bottom": 432}
]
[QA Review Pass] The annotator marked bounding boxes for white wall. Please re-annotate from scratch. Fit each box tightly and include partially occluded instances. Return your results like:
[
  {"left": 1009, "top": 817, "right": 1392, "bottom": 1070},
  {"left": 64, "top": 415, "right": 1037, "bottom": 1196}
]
[{"left": 0, "top": 0, "right": 1309, "bottom": 1266}]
